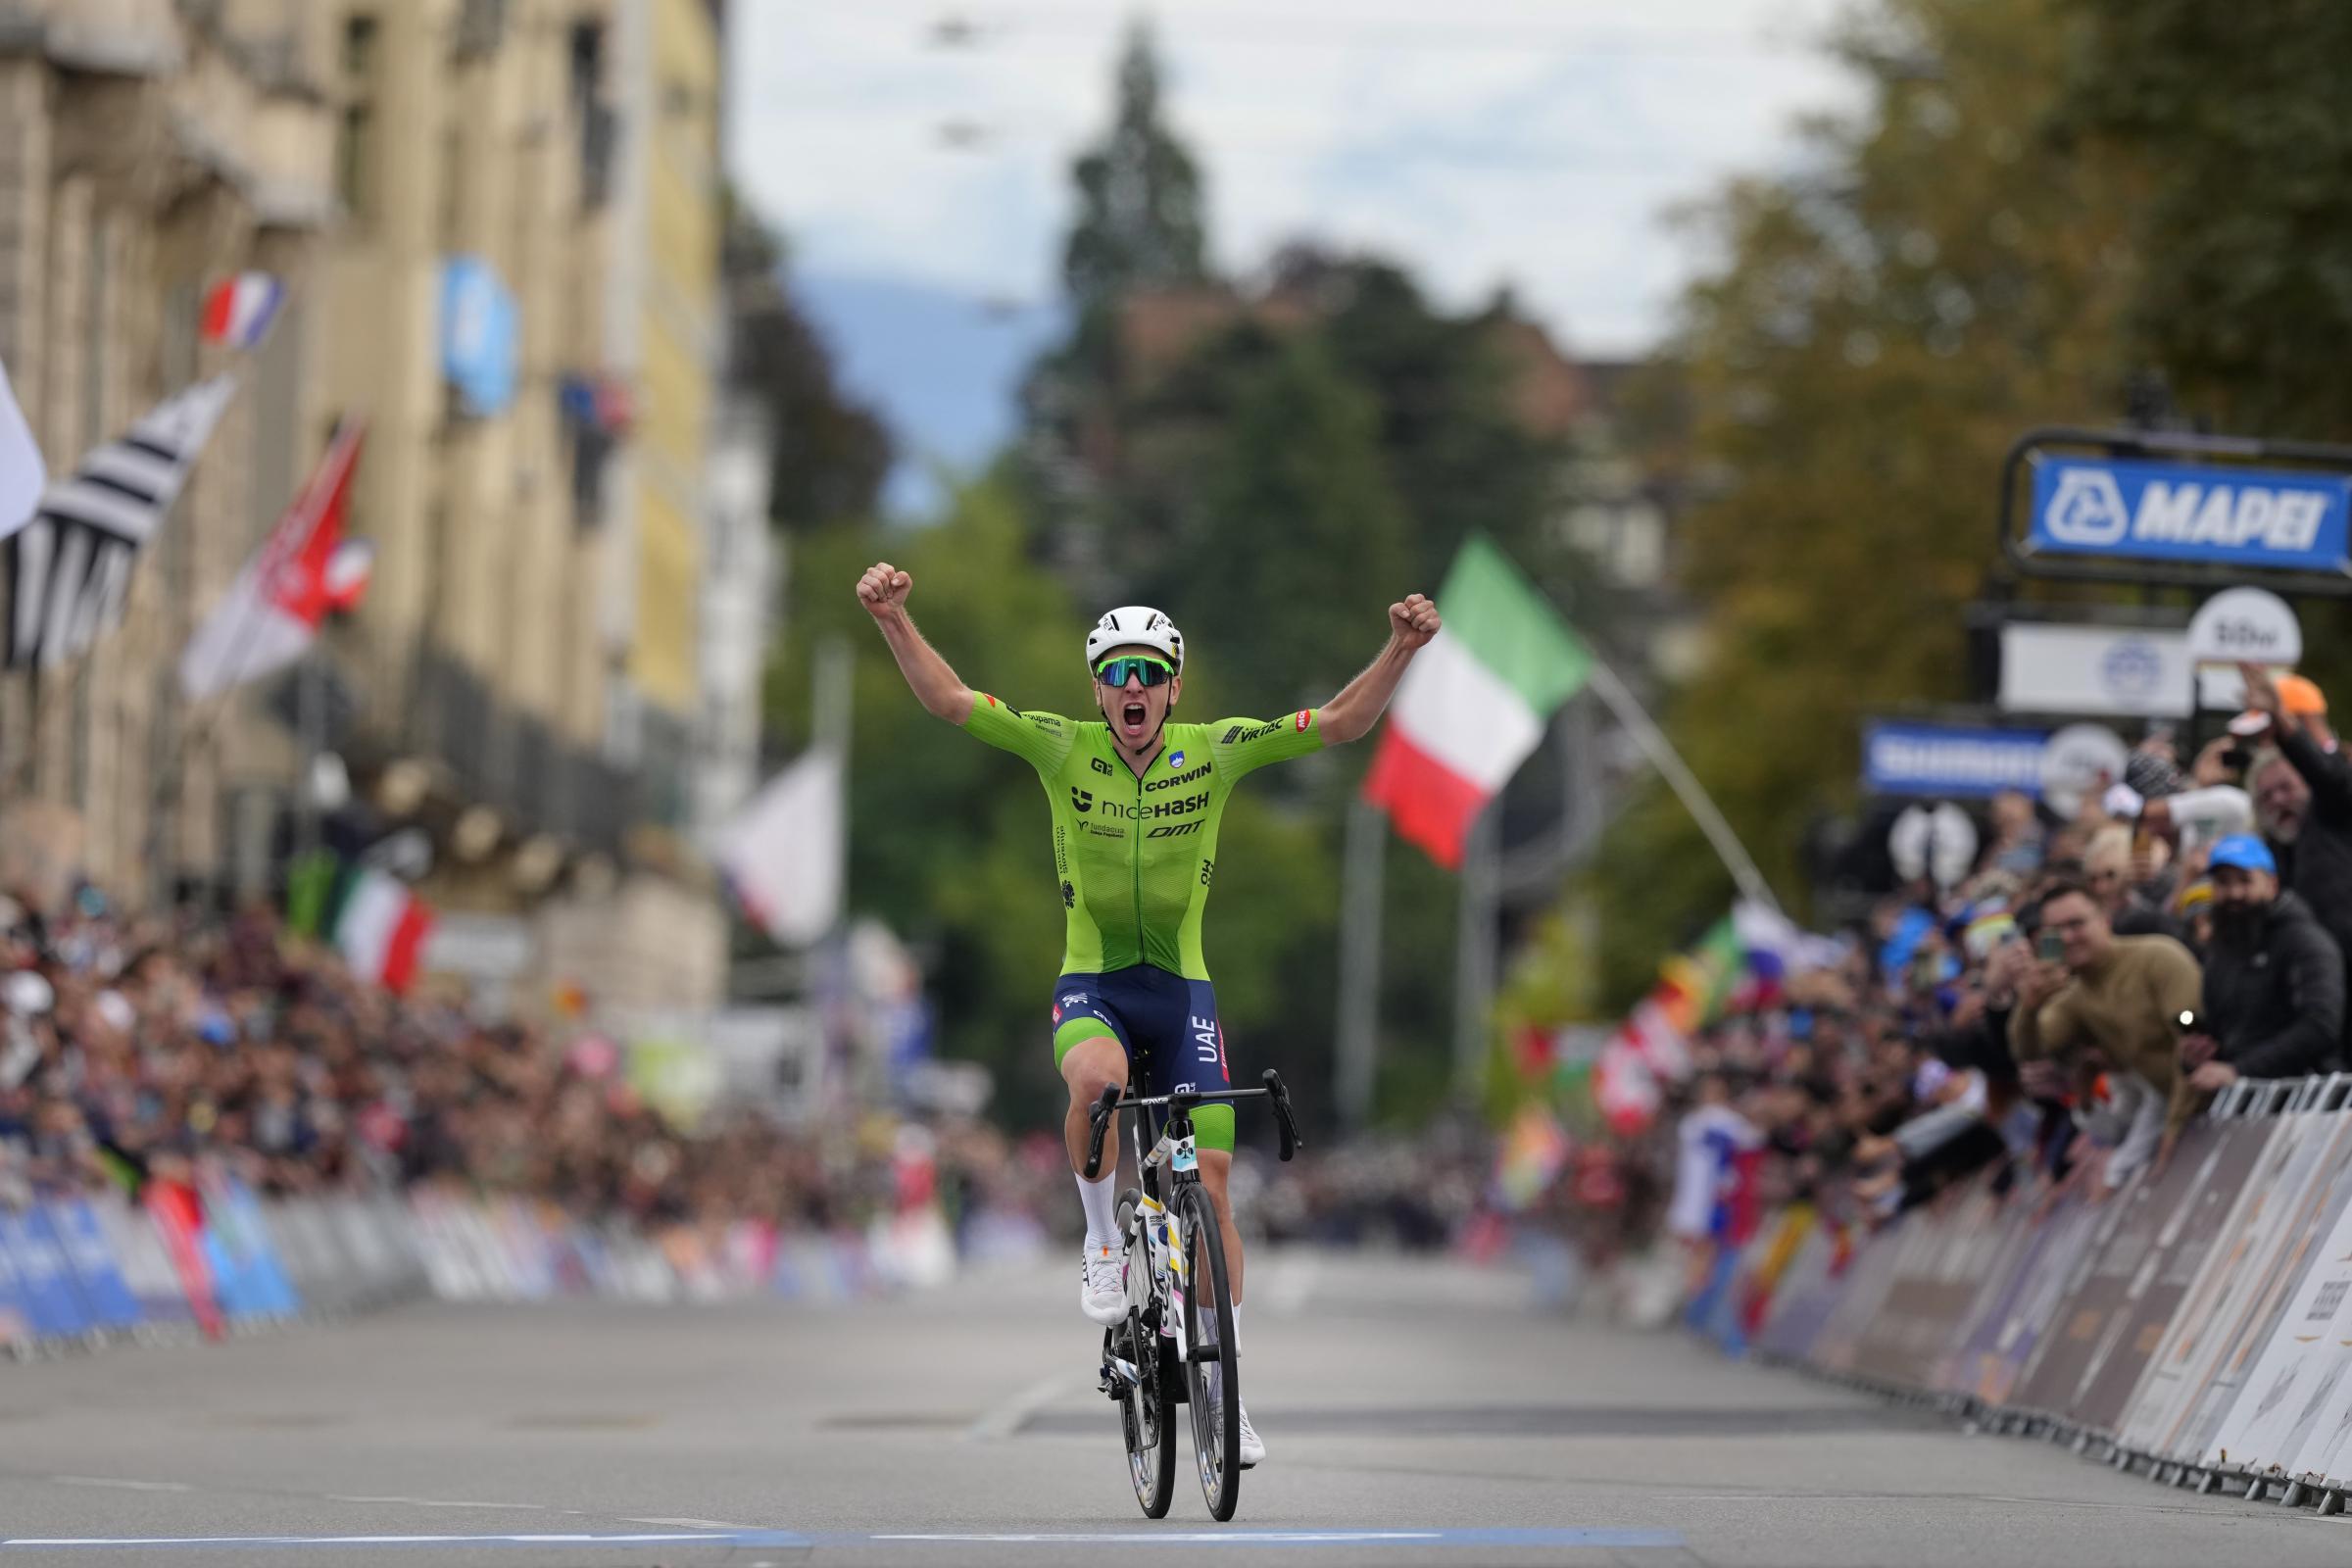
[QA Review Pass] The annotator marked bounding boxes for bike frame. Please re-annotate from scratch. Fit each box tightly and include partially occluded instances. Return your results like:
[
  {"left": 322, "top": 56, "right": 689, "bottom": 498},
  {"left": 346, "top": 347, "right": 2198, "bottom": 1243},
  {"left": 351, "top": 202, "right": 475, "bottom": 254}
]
[{"left": 1085, "top": 1070, "right": 1302, "bottom": 1377}]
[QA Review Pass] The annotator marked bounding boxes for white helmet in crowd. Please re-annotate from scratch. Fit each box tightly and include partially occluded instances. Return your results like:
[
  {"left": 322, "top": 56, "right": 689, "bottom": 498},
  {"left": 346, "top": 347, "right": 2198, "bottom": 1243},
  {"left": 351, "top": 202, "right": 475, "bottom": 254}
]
[{"left": 1085, "top": 606, "right": 1185, "bottom": 674}]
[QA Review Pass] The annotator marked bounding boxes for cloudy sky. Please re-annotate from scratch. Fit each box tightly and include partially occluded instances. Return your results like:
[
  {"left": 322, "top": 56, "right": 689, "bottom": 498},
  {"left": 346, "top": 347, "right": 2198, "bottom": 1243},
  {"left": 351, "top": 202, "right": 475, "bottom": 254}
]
[{"left": 726, "top": 0, "right": 1854, "bottom": 496}]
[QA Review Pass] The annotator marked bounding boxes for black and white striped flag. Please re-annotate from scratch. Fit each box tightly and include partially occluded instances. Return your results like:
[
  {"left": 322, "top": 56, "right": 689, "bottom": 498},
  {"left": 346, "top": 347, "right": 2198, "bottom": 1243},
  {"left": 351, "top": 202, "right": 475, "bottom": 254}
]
[{"left": 2, "top": 375, "right": 237, "bottom": 669}]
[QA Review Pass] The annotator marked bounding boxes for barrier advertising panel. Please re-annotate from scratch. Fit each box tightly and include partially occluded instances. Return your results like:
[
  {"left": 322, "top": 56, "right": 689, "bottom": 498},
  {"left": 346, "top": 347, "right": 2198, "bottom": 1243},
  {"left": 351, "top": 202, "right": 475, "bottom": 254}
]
[
  {"left": 2202, "top": 1154, "right": 2352, "bottom": 1479},
  {"left": 2190, "top": 1115, "right": 2352, "bottom": 1470},
  {"left": 2002, "top": 1186, "right": 2138, "bottom": 1415},
  {"left": 1943, "top": 1186, "right": 2103, "bottom": 1405},
  {"left": 2120, "top": 1109, "right": 2341, "bottom": 1457},
  {"left": 2066, "top": 1118, "right": 2275, "bottom": 1433}
]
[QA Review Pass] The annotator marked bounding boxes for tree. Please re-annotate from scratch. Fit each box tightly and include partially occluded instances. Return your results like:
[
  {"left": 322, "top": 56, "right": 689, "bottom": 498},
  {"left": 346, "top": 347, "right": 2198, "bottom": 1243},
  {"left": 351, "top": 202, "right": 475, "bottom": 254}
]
[
  {"left": 1582, "top": 0, "right": 2141, "bottom": 994},
  {"left": 2057, "top": 1, "right": 2352, "bottom": 440},
  {"left": 723, "top": 193, "right": 894, "bottom": 530},
  {"left": 1060, "top": 24, "right": 1210, "bottom": 321}
]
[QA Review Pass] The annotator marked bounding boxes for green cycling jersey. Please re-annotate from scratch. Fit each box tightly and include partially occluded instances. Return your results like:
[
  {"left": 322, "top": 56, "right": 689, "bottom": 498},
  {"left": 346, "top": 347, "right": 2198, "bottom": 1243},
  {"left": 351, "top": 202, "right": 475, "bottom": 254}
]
[{"left": 962, "top": 695, "right": 1325, "bottom": 981}]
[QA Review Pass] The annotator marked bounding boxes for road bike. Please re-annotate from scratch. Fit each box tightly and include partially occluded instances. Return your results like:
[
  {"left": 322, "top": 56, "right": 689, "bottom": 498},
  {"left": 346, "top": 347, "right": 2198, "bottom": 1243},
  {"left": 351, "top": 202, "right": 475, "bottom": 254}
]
[{"left": 1082, "top": 1067, "right": 1303, "bottom": 1522}]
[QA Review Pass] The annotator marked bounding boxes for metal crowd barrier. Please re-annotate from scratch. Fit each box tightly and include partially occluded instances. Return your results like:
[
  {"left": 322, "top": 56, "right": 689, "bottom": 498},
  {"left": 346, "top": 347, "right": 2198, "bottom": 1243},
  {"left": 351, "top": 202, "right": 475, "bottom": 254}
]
[
  {"left": 1732, "top": 1073, "right": 2352, "bottom": 1514},
  {"left": 0, "top": 1177, "right": 940, "bottom": 1361}
]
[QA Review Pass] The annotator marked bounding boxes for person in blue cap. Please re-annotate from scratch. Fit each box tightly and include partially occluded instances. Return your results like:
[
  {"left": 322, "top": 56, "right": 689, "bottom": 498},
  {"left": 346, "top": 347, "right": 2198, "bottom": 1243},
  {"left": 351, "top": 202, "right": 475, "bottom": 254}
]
[{"left": 2179, "top": 832, "right": 2345, "bottom": 1095}]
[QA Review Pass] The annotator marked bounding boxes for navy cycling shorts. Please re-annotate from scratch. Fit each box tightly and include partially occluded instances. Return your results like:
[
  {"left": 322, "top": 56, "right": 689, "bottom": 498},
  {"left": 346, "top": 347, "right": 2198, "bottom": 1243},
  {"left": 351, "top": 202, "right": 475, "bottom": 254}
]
[{"left": 1051, "top": 965, "right": 1235, "bottom": 1152}]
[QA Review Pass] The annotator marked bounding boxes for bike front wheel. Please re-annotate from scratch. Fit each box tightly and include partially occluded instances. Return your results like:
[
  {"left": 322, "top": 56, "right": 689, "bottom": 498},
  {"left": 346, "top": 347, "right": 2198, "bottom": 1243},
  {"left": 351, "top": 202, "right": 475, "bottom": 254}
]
[
  {"left": 1177, "top": 1184, "right": 1240, "bottom": 1521},
  {"left": 1114, "top": 1193, "right": 1175, "bottom": 1518}
]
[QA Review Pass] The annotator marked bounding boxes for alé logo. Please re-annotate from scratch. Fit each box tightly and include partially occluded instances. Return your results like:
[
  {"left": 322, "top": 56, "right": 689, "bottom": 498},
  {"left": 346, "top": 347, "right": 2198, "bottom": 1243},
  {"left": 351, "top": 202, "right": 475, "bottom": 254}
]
[{"left": 2044, "top": 468, "right": 2132, "bottom": 547}]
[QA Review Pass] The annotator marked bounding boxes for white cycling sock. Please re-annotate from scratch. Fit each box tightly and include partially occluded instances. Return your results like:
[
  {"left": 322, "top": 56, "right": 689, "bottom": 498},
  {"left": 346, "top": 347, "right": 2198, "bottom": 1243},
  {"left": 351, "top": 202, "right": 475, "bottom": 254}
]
[
  {"left": 1075, "top": 1169, "right": 1120, "bottom": 1248},
  {"left": 1230, "top": 1300, "right": 1242, "bottom": 1348}
]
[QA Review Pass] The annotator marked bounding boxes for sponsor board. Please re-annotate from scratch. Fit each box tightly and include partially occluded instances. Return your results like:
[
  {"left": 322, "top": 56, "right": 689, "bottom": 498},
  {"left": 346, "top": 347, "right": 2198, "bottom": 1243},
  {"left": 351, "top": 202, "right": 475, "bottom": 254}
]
[
  {"left": 2030, "top": 456, "right": 2352, "bottom": 573},
  {"left": 2205, "top": 1147, "right": 2352, "bottom": 1479},
  {"left": 1862, "top": 720, "right": 2049, "bottom": 799},
  {"left": 1997, "top": 622, "right": 2193, "bottom": 718}
]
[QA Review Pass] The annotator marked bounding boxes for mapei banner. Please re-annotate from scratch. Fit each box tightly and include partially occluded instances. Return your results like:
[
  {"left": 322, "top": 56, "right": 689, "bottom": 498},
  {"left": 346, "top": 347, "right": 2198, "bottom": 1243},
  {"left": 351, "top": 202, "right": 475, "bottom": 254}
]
[{"left": 2029, "top": 456, "right": 2352, "bottom": 573}]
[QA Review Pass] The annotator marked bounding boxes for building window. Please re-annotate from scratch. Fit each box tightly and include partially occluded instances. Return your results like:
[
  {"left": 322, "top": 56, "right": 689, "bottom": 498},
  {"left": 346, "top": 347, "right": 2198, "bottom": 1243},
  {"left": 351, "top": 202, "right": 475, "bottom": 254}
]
[
  {"left": 438, "top": 122, "right": 463, "bottom": 249},
  {"left": 337, "top": 17, "right": 379, "bottom": 224}
]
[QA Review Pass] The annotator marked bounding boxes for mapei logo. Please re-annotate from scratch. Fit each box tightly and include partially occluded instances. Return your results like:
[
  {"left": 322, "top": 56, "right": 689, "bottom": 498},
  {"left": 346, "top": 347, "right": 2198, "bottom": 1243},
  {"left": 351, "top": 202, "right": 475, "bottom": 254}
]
[
  {"left": 1070, "top": 787, "right": 1094, "bottom": 812},
  {"left": 2035, "top": 459, "right": 2343, "bottom": 560},
  {"left": 2042, "top": 467, "right": 2131, "bottom": 547}
]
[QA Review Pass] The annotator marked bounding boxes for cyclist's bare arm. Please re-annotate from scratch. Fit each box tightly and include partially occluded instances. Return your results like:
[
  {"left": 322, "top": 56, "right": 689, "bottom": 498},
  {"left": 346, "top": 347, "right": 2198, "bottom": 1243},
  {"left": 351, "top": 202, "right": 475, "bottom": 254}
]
[
  {"left": 1318, "top": 592, "right": 1441, "bottom": 745},
  {"left": 857, "top": 562, "right": 974, "bottom": 723}
]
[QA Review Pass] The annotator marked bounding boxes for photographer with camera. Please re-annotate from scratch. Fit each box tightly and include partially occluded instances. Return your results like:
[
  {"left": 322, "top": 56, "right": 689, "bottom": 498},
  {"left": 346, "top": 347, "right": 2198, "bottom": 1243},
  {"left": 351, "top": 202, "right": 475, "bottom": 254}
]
[{"left": 2177, "top": 835, "right": 2344, "bottom": 1094}]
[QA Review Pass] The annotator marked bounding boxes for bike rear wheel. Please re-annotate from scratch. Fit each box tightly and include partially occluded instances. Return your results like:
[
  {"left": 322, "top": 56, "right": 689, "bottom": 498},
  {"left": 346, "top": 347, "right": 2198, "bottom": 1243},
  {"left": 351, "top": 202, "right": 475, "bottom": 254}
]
[
  {"left": 1113, "top": 1193, "right": 1175, "bottom": 1517},
  {"left": 1177, "top": 1184, "right": 1241, "bottom": 1521}
]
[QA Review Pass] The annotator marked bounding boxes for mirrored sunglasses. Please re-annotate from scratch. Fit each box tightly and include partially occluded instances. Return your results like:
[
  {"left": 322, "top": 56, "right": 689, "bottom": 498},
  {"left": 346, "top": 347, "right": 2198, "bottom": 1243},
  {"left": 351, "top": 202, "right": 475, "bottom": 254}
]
[{"left": 1094, "top": 655, "right": 1174, "bottom": 688}]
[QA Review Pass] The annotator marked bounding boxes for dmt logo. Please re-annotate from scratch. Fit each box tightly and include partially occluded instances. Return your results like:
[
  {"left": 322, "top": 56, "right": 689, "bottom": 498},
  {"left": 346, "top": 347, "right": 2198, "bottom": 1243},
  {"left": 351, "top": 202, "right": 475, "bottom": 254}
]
[{"left": 2043, "top": 467, "right": 2131, "bottom": 546}]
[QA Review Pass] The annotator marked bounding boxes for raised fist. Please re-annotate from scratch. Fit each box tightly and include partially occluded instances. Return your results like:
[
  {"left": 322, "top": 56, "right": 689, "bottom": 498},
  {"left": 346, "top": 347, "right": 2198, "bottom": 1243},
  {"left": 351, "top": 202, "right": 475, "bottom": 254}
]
[
  {"left": 1390, "top": 593, "right": 1441, "bottom": 649},
  {"left": 857, "top": 562, "right": 911, "bottom": 617}
]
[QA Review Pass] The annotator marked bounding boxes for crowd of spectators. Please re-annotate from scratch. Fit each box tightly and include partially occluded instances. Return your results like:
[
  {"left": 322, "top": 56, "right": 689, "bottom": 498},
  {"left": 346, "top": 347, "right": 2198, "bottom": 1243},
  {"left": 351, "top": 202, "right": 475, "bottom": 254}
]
[
  {"left": 1657, "top": 662, "right": 2352, "bottom": 1260},
  {"left": 0, "top": 894, "right": 1055, "bottom": 1248}
]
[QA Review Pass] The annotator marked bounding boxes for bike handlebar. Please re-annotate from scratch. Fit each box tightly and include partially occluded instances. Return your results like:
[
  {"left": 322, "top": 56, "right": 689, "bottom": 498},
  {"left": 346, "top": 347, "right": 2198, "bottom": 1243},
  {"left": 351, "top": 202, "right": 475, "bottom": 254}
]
[{"left": 1080, "top": 1070, "right": 1307, "bottom": 1179}]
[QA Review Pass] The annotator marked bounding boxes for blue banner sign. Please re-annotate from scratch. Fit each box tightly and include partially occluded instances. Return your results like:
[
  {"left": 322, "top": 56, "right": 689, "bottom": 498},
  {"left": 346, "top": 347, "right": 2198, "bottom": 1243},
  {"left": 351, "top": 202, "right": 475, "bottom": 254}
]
[
  {"left": 1863, "top": 720, "right": 2050, "bottom": 799},
  {"left": 2029, "top": 456, "right": 2352, "bottom": 572}
]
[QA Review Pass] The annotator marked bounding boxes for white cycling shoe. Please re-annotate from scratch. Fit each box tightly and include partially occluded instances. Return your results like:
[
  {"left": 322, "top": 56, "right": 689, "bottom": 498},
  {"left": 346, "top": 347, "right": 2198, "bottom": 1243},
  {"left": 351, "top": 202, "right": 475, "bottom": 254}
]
[
  {"left": 1237, "top": 1403, "right": 1265, "bottom": 1468},
  {"left": 1081, "top": 1241, "right": 1128, "bottom": 1326}
]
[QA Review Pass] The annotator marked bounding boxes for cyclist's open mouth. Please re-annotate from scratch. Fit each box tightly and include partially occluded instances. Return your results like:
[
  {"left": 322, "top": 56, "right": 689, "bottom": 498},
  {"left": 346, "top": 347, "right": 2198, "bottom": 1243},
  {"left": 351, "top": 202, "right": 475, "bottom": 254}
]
[{"left": 1119, "top": 701, "right": 1150, "bottom": 740}]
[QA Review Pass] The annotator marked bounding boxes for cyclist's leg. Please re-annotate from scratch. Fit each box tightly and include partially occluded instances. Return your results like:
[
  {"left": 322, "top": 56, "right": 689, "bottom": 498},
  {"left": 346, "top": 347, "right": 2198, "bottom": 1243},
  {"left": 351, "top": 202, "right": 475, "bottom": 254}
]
[
  {"left": 1053, "top": 975, "right": 1130, "bottom": 1174},
  {"left": 1169, "top": 978, "right": 1241, "bottom": 1307}
]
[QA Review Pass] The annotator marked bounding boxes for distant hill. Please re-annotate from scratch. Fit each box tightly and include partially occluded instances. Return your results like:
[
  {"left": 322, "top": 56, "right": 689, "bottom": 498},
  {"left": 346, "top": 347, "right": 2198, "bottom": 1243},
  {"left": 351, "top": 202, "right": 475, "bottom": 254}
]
[{"left": 790, "top": 271, "right": 1065, "bottom": 519}]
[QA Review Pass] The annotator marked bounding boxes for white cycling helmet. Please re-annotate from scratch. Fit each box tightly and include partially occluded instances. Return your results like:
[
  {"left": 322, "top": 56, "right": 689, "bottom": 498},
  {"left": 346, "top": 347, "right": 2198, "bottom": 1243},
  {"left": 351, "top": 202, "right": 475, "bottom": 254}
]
[{"left": 1085, "top": 606, "right": 1185, "bottom": 674}]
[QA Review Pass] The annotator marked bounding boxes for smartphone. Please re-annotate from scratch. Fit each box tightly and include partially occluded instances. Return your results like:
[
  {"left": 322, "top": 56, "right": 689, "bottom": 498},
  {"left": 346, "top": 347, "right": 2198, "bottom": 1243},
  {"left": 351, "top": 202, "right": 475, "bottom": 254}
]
[
  {"left": 2177, "top": 1010, "right": 2203, "bottom": 1035},
  {"left": 2036, "top": 930, "right": 2064, "bottom": 964}
]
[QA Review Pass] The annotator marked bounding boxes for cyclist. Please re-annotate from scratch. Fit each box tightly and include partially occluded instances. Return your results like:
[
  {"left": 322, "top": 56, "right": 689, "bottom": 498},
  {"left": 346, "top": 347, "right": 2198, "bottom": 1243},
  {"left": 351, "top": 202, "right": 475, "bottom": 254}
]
[{"left": 856, "top": 562, "right": 1440, "bottom": 1467}]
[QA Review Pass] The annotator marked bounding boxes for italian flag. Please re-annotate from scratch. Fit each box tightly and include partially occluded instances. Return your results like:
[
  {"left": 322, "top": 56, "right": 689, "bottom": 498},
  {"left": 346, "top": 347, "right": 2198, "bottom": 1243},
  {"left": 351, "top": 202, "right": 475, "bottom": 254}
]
[
  {"left": 292, "top": 855, "right": 434, "bottom": 994},
  {"left": 1363, "top": 537, "right": 1592, "bottom": 868}
]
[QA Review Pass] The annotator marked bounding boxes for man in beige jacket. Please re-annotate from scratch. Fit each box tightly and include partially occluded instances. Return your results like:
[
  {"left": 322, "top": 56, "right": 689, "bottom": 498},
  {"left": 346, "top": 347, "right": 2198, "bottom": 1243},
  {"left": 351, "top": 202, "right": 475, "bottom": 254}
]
[{"left": 2009, "top": 878, "right": 2203, "bottom": 1191}]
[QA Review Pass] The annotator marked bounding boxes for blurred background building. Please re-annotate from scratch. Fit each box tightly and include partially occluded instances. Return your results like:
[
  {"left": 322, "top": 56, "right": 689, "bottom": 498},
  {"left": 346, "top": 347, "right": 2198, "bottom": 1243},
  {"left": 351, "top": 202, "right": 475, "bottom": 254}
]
[{"left": 0, "top": 0, "right": 746, "bottom": 1021}]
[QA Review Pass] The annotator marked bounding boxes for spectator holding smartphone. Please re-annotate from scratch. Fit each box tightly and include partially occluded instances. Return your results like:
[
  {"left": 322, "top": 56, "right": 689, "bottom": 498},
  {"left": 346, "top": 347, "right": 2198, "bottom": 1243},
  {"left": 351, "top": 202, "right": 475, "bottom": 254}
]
[
  {"left": 2008, "top": 880, "right": 2201, "bottom": 1191},
  {"left": 2179, "top": 834, "right": 2345, "bottom": 1092}
]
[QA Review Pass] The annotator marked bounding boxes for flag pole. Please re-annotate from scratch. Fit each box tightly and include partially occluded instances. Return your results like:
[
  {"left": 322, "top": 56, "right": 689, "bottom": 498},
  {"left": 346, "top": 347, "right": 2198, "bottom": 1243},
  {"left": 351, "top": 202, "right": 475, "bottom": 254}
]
[
  {"left": 1334, "top": 792, "right": 1384, "bottom": 1135},
  {"left": 1583, "top": 658, "right": 1781, "bottom": 915},
  {"left": 1451, "top": 802, "right": 1499, "bottom": 1100}
]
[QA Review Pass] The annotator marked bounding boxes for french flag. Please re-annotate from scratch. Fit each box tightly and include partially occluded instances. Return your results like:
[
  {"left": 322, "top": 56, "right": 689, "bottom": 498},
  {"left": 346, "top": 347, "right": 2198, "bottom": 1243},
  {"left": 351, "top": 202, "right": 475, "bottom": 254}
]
[{"left": 199, "top": 272, "right": 284, "bottom": 350}]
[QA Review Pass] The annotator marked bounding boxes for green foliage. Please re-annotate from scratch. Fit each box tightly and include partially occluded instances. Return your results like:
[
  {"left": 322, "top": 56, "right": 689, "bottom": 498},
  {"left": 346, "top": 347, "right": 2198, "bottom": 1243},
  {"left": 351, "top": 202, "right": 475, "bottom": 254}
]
[
  {"left": 1061, "top": 24, "right": 1211, "bottom": 319},
  {"left": 1582, "top": 0, "right": 2140, "bottom": 996},
  {"left": 723, "top": 192, "right": 894, "bottom": 529},
  {"left": 2057, "top": 0, "right": 2352, "bottom": 439}
]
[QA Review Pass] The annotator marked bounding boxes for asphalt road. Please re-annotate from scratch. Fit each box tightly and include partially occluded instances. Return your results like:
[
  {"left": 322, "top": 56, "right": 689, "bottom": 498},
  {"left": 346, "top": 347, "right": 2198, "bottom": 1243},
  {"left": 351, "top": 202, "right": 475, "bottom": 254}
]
[{"left": 0, "top": 1250, "right": 2343, "bottom": 1568}]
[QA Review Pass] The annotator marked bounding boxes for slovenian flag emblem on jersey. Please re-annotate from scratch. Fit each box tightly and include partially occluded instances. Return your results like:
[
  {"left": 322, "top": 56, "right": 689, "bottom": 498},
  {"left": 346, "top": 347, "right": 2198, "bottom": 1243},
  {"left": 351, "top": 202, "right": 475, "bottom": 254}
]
[
  {"left": 1362, "top": 537, "right": 1592, "bottom": 868},
  {"left": 200, "top": 272, "right": 284, "bottom": 350}
]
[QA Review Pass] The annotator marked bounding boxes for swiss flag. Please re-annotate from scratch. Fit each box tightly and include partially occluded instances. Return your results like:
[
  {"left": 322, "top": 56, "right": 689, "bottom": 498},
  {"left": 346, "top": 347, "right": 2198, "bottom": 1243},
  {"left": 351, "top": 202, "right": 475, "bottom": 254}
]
[{"left": 178, "top": 422, "right": 368, "bottom": 700}]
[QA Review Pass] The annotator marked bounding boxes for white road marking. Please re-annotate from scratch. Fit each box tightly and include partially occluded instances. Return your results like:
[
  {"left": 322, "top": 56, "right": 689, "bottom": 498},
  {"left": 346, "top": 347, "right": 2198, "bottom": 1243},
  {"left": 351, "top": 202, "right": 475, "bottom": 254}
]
[
  {"left": 962, "top": 1371, "right": 1075, "bottom": 1441},
  {"left": 620, "top": 1517, "right": 746, "bottom": 1530},
  {"left": 324, "top": 1497, "right": 547, "bottom": 1510},
  {"left": 875, "top": 1533, "right": 1443, "bottom": 1544},
  {"left": 45, "top": 1479, "right": 193, "bottom": 1494},
  {"left": 1, "top": 1536, "right": 728, "bottom": 1547}
]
